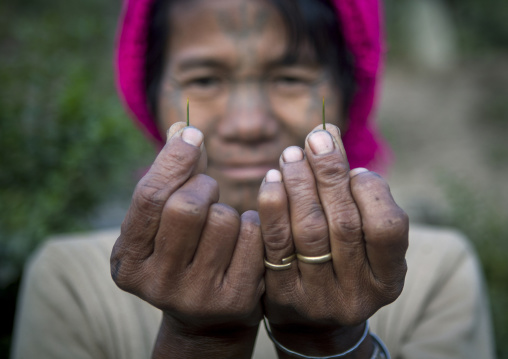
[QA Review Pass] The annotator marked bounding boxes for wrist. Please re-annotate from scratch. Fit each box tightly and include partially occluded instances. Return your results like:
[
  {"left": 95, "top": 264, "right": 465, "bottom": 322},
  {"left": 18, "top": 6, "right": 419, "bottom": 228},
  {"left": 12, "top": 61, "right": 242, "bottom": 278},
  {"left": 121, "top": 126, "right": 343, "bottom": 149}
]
[
  {"left": 152, "top": 313, "right": 259, "bottom": 359},
  {"left": 267, "top": 319, "right": 373, "bottom": 359}
]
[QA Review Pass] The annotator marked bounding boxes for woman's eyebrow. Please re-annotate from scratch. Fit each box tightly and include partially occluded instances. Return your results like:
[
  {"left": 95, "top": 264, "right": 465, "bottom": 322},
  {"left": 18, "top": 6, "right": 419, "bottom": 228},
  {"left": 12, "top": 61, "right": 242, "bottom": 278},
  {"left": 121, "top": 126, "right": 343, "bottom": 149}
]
[
  {"left": 264, "top": 50, "right": 320, "bottom": 69},
  {"left": 265, "top": 56, "right": 319, "bottom": 70},
  {"left": 177, "top": 58, "right": 229, "bottom": 71}
]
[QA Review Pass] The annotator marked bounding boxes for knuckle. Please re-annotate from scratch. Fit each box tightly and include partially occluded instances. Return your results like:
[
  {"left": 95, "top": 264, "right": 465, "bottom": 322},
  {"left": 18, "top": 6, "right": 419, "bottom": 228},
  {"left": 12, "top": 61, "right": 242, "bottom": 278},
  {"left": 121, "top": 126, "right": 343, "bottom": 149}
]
[
  {"left": 375, "top": 277, "right": 406, "bottom": 306},
  {"left": 330, "top": 208, "right": 362, "bottom": 238},
  {"left": 314, "top": 157, "right": 349, "bottom": 183},
  {"left": 366, "top": 207, "right": 409, "bottom": 245},
  {"left": 371, "top": 260, "right": 407, "bottom": 306},
  {"left": 165, "top": 191, "right": 210, "bottom": 222},
  {"left": 282, "top": 171, "right": 308, "bottom": 192},
  {"left": 208, "top": 203, "right": 240, "bottom": 227},
  {"left": 110, "top": 252, "right": 144, "bottom": 294},
  {"left": 294, "top": 208, "right": 329, "bottom": 248},
  {"left": 337, "top": 219, "right": 361, "bottom": 236},
  {"left": 293, "top": 199, "right": 324, "bottom": 223},
  {"left": 156, "top": 145, "right": 198, "bottom": 175},
  {"left": 297, "top": 232, "right": 329, "bottom": 253},
  {"left": 262, "top": 222, "right": 291, "bottom": 251},
  {"left": 134, "top": 175, "right": 169, "bottom": 210}
]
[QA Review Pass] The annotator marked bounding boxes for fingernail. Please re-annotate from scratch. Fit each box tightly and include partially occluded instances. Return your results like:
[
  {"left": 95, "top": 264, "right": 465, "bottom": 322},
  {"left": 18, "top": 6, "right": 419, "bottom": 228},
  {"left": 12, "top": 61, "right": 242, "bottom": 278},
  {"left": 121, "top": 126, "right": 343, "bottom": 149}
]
[
  {"left": 265, "top": 169, "right": 282, "bottom": 182},
  {"left": 166, "top": 122, "right": 183, "bottom": 141},
  {"left": 282, "top": 146, "right": 304, "bottom": 163},
  {"left": 308, "top": 131, "right": 334, "bottom": 155},
  {"left": 181, "top": 127, "right": 203, "bottom": 147},
  {"left": 350, "top": 167, "right": 369, "bottom": 177}
]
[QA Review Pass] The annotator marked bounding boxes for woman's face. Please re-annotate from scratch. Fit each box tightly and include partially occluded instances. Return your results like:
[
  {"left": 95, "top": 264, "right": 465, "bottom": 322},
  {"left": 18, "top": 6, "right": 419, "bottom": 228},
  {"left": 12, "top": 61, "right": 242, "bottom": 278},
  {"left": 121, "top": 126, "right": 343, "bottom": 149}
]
[{"left": 157, "top": 0, "right": 343, "bottom": 212}]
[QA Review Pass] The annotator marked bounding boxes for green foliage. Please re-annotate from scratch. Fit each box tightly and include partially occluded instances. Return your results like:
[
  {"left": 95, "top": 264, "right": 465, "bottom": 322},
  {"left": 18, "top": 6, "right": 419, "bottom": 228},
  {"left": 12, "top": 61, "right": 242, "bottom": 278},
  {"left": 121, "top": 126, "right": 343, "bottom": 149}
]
[
  {"left": 444, "top": 0, "right": 508, "bottom": 52},
  {"left": 0, "top": 0, "right": 154, "bottom": 293},
  {"left": 384, "top": 0, "right": 508, "bottom": 55},
  {"left": 1, "top": 0, "right": 155, "bottom": 354},
  {"left": 0, "top": 0, "right": 154, "bottom": 282}
]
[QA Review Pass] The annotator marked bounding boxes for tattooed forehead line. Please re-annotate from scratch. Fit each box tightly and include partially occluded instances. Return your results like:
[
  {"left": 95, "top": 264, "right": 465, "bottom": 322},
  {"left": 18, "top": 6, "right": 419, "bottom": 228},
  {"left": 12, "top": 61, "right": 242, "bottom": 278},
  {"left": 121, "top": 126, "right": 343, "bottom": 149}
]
[
  {"left": 215, "top": 1, "right": 274, "bottom": 118},
  {"left": 214, "top": 1, "right": 272, "bottom": 75},
  {"left": 215, "top": 0, "right": 271, "bottom": 39}
]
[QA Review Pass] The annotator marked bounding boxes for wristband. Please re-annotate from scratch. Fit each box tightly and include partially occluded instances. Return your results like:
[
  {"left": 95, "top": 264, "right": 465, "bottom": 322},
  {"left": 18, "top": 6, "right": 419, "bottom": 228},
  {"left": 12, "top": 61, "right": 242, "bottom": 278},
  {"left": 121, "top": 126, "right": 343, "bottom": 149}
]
[{"left": 263, "top": 318, "right": 370, "bottom": 359}]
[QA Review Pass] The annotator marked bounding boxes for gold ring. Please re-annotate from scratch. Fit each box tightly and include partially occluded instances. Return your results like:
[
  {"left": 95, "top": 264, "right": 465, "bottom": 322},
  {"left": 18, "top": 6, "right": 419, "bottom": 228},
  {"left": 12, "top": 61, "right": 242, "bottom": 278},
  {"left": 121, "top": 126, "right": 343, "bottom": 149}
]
[
  {"left": 264, "top": 254, "right": 296, "bottom": 271},
  {"left": 296, "top": 252, "right": 332, "bottom": 264}
]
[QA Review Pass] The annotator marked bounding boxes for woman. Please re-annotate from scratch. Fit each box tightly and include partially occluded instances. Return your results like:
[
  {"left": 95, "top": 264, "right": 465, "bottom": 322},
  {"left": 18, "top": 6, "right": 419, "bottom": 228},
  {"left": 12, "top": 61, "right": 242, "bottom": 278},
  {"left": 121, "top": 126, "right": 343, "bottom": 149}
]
[{"left": 11, "top": 0, "right": 494, "bottom": 358}]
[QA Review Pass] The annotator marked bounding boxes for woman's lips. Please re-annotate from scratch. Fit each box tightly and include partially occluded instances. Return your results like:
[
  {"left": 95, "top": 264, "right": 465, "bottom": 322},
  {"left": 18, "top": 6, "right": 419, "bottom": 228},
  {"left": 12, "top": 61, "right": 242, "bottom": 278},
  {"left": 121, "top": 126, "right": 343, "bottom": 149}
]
[{"left": 212, "top": 163, "right": 278, "bottom": 181}]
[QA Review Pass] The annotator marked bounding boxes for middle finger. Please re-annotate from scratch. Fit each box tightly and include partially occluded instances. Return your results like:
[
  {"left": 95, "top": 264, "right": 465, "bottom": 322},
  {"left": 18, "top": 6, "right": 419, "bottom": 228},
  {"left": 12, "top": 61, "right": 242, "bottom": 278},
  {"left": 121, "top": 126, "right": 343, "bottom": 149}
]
[
  {"left": 279, "top": 146, "right": 333, "bottom": 282},
  {"left": 304, "top": 124, "right": 366, "bottom": 286}
]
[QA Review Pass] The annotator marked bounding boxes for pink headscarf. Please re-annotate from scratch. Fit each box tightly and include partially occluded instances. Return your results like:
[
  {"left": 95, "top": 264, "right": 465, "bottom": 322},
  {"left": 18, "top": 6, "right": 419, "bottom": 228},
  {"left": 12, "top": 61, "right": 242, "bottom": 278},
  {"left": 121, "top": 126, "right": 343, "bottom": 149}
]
[{"left": 115, "top": 0, "right": 390, "bottom": 172}]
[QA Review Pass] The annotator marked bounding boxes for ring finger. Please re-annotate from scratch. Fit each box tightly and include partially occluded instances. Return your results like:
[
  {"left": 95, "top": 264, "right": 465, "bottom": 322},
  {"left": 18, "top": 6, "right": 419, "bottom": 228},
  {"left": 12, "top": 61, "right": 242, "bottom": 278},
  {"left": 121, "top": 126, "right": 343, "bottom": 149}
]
[{"left": 258, "top": 169, "right": 297, "bottom": 278}]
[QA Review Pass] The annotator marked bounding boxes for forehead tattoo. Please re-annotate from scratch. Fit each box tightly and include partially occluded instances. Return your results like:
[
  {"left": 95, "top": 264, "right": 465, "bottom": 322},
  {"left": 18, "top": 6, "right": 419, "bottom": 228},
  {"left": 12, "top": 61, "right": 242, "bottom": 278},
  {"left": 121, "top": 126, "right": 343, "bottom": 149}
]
[
  {"left": 216, "top": 1, "right": 270, "bottom": 42},
  {"left": 215, "top": 1, "right": 273, "bottom": 121}
]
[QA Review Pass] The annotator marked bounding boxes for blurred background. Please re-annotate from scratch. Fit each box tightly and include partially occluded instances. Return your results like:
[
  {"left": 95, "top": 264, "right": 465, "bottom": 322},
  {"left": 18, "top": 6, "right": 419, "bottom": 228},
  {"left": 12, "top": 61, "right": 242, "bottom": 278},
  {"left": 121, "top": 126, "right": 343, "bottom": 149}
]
[{"left": 0, "top": 0, "right": 507, "bottom": 357}]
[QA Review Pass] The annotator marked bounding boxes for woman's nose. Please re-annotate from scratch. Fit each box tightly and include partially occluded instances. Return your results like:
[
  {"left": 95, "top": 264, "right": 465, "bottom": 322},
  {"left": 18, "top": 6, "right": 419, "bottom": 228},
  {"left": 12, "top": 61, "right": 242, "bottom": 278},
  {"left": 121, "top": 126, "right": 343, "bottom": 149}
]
[{"left": 216, "top": 82, "right": 278, "bottom": 143}]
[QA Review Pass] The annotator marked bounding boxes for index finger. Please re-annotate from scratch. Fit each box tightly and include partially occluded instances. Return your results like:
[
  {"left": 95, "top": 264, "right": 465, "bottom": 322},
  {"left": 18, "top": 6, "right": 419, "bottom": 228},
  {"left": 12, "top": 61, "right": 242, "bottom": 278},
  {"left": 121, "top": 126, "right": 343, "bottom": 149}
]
[{"left": 114, "top": 123, "right": 205, "bottom": 260}]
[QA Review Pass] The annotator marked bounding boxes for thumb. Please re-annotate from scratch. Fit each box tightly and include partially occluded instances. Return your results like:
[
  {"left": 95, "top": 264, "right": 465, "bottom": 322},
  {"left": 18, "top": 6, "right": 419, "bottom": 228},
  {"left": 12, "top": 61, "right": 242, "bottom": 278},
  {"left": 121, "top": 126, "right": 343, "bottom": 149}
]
[{"left": 167, "top": 122, "right": 208, "bottom": 176}]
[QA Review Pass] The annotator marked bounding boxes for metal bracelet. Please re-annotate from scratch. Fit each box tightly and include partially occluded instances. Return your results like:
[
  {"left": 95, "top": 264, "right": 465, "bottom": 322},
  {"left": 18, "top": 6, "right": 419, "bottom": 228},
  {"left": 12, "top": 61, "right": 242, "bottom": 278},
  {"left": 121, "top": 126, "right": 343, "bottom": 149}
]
[
  {"left": 370, "top": 332, "right": 391, "bottom": 359},
  {"left": 263, "top": 318, "right": 370, "bottom": 359}
]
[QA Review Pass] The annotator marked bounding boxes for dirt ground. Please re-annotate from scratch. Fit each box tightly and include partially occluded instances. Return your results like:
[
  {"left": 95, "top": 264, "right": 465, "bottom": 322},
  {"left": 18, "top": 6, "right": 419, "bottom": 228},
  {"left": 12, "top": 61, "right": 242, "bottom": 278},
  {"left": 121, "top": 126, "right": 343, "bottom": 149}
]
[{"left": 378, "top": 58, "right": 508, "bottom": 224}]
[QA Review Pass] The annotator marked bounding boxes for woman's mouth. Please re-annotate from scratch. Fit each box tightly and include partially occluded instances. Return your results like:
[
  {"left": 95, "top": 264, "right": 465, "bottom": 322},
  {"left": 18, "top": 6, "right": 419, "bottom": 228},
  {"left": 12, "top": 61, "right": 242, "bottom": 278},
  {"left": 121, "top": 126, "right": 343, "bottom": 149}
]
[{"left": 211, "top": 163, "right": 278, "bottom": 181}]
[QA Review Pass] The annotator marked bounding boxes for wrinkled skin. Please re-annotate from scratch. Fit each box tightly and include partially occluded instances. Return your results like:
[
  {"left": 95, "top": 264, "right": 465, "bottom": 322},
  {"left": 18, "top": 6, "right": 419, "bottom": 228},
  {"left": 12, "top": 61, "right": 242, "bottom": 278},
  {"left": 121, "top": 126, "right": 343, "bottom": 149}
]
[
  {"left": 258, "top": 124, "right": 408, "bottom": 357},
  {"left": 111, "top": 0, "right": 408, "bottom": 358}
]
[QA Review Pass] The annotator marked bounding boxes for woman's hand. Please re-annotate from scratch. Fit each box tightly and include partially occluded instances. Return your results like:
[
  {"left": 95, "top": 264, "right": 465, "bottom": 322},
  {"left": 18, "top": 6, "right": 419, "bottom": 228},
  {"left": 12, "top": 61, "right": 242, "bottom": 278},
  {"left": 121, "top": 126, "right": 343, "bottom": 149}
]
[
  {"left": 111, "top": 122, "right": 265, "bottom": 359},
  {"left": 258, "top": 123, "right": 409, "bottom": 358}
]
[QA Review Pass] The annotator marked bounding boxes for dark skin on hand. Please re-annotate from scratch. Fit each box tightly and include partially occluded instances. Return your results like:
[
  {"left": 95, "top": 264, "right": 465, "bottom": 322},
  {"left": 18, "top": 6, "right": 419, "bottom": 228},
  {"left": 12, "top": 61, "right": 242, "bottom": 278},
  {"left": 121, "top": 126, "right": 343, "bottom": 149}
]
[{"left": 111, "top": 0, "right": 409, "bottom": 358}]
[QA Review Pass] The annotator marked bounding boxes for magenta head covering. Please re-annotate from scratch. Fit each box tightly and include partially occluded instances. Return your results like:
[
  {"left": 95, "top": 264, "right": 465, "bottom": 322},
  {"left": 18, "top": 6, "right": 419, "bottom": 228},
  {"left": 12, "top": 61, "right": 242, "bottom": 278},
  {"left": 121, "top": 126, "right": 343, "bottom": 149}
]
[{"left": 115, "top": 0, "right": 390, "bottom": 172}]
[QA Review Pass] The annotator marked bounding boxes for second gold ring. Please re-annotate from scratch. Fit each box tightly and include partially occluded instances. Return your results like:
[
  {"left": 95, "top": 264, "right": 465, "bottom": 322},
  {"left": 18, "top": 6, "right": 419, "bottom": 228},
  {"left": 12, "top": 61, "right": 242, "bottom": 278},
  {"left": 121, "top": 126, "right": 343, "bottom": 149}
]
[{"left": 296, "top": 252, "right": 332, "bottom": 264}]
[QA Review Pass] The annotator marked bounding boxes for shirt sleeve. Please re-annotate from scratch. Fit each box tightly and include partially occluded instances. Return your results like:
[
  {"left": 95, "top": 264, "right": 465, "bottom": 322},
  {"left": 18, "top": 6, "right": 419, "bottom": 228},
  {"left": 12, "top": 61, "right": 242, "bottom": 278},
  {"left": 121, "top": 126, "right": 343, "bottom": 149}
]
[
  {"left": 11, "top": 233, "right": 162, "bottom": 359},
  {"left": 397, "top": 240, "right": 495, "bottom": 359}
]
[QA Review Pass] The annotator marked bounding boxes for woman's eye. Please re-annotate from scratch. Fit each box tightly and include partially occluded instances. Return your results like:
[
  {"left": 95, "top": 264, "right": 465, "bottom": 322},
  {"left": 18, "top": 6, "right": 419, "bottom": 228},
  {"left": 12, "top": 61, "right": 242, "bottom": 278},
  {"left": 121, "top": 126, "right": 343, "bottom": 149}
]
[
  {"left": 188, "top": 77, "right": 222, "bottom": 88},
  {"left": 271, "top": 75, "right": 312, "bottom": 95},
  {"left": 183, "top": 76, "right": 224, "bottom": 99},
  {"left": 274, "top": 76, "right": 306, "bottom": 85}
]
